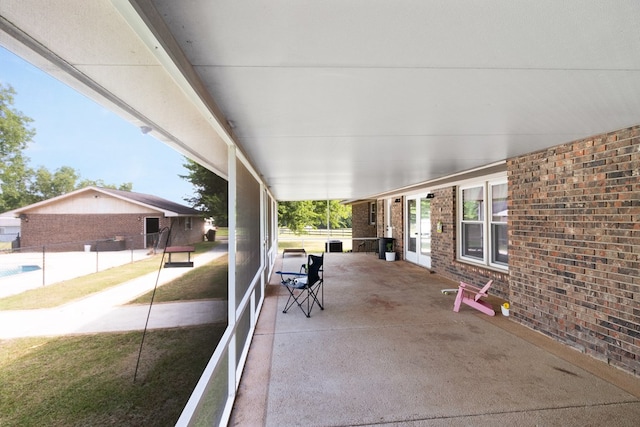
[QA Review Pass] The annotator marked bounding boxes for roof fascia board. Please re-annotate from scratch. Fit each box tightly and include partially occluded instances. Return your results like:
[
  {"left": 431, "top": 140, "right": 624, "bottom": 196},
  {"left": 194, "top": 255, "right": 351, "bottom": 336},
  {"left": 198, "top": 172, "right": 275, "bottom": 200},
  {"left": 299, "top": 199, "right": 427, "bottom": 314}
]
[
  {"left": 113, "top": 0, "right": 270, "bottom": 186},
  {"left": 12, "top": 186, "right": 98, "bottom": 214},
  {"left": 93, "top": 187, "right": 177, "bottom": 215},
  {"left": 112, "top": 0, "right": 238, "bottom": 172},
  {"left": 14, "top": 186, "right": 183, "bottom": 216}
]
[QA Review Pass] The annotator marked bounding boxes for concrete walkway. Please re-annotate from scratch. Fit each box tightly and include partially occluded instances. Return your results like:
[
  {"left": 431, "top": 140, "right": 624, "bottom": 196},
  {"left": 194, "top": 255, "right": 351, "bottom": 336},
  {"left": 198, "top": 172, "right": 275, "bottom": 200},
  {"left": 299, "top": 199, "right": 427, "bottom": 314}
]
[
  {"left": 230, "top": 252, "right": 640, "bottom": 426},
  {"left": 0, "top": 243, "right": 228, "bottom": 339}
]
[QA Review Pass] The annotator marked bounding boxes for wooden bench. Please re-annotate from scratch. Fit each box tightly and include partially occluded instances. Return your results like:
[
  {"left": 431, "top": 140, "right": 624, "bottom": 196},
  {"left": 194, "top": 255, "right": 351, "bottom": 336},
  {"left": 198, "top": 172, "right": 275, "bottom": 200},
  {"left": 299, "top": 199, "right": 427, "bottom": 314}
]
[
  {"left": 164, "top": 246, "right": 195, "bottom": 267},
  {"left": 283, "top": 248, "right": 306, "bottom": 257}
]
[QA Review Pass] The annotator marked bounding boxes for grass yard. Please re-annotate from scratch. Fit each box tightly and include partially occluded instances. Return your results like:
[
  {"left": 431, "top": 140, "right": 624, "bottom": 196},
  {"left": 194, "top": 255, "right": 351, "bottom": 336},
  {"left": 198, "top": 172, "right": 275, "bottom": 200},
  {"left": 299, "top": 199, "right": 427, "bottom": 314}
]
[
  {"left": 0, "top": 241, "right": 220, "bottom": 310},
  {"left": 278, "top": 238, "right": 352, "bottom": 254},
  {"left": 0, "top": 325, "right": 225, "bottom": 426},
  {"left": 130, "top": 254, "right": 228, "bottom": 304},
  {"left": 0, "top": 241, "right": 229, "bottom": 426}
]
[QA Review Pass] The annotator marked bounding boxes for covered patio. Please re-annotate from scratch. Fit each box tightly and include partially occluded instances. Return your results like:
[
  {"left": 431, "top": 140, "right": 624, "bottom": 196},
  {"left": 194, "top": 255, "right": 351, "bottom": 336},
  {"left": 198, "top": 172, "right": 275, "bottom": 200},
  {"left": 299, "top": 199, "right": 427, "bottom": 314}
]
[
  {"left": 2, "top": 2, "right": 639, "bottom": 424},
  {"left": 231, "top": 252, "right": 640, "bottom": 426}
]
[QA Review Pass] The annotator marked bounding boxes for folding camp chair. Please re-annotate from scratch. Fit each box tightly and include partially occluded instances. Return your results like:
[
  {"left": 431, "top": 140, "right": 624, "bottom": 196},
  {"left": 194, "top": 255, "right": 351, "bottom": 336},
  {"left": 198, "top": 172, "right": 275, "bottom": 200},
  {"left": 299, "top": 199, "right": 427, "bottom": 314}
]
[{"left": 277, "top": 253, "right": 324, "bottom": 317}]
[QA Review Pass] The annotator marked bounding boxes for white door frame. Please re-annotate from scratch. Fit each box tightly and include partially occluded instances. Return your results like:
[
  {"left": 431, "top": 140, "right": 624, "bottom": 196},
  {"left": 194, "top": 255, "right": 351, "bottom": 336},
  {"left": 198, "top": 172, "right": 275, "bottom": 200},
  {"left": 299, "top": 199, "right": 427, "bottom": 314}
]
[
  {"left": 405, "top": 194, "right": 432, "bottom": 268},
  {"left": 384, "top": 198, "right": 392, "bottom": 238}
]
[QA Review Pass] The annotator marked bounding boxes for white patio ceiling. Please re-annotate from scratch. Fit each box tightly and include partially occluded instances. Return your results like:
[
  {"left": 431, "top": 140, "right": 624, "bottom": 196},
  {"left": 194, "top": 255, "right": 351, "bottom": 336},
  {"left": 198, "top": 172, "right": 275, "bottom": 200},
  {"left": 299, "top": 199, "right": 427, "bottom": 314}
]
[{"left": 1, "top": 1, "right": 640, "bottom": 201}]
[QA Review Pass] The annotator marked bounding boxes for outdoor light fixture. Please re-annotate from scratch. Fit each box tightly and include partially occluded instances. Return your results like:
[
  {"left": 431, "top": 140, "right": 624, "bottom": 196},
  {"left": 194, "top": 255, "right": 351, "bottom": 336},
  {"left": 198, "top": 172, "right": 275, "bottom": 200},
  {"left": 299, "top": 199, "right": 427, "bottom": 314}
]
[{"left": 140, "top": 125, "right": 153, "bottom": 134}]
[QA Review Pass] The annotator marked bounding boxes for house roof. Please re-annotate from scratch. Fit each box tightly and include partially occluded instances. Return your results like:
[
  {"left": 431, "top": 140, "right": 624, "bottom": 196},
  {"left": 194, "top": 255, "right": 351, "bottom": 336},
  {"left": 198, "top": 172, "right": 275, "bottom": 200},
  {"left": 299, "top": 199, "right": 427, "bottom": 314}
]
[
  {"left": 13, "top": 186, "right": 201, "bottom": 217},
  {"left": 97, "top": 187, "right": 201, "bottom": 216}
]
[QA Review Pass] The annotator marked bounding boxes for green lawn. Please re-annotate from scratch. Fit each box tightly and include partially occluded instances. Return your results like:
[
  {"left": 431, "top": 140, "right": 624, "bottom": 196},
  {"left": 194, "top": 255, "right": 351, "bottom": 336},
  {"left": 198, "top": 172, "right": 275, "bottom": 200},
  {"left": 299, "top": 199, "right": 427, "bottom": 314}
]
[
  {"left": 0, "top": 241, "right": 220, "bottom": 310},
  {"left": 130, "top": 254, "right": 228, "bottom": 304},
  {"left": 0, "top": 229, "right": 354, "bottom": 425},
  {"left": 0, "top": 325, "right": 225, "bottom": 426},
  {"left": 0, "top": 241, "right": 229, "bottom": 426},
  {"left": 278, "top": 236, "right": 353, "bottom": 254}
]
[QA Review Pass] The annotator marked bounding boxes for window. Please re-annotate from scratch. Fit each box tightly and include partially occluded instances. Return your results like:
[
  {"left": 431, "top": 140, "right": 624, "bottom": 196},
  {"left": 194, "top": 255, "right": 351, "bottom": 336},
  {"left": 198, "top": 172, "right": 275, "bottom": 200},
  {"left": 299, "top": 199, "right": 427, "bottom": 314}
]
[
  {"left": 369, "top": 202, "right": 376, "bottom": 225},
  {"left": 458, "top": 178, "right": 508, "bottom": 270},
  {"left": 490, "top": 182, "right": 508, "bottom": 265},
  {"left": 185, "top": 217, "right": 193, "bottom": 231}
]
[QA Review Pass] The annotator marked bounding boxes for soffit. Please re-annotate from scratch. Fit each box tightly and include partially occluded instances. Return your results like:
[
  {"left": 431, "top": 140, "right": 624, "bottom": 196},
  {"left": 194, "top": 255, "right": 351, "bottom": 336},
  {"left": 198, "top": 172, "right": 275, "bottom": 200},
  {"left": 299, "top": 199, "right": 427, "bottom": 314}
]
[{"left": 1, "top": 1, "right": 639, "bottom": 200}]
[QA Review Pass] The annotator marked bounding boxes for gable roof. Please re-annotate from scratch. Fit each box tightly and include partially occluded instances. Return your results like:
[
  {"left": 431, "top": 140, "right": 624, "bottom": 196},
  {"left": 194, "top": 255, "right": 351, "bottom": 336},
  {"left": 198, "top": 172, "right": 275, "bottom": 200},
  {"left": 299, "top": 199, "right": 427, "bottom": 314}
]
[
  {"left": 98, "top": 187, "right": 200, "bottom": 216},
  {"left": 13, "top": 186, "right": 201, "bottom": 217}
]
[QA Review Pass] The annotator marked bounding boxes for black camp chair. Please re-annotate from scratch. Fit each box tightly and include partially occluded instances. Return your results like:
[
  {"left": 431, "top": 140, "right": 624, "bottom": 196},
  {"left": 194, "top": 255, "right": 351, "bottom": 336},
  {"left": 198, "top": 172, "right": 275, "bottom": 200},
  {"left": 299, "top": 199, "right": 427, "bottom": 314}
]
[{"left": 277, "top": 253, "right": 324, "bottom": 317}]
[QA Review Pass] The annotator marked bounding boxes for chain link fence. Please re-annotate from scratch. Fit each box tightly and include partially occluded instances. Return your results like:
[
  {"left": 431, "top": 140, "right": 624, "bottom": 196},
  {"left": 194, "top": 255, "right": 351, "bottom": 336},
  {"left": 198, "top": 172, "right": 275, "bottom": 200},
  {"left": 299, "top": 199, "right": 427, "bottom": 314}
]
[{"left": 0, "top": 231, "right": 169, "bottom": 298}]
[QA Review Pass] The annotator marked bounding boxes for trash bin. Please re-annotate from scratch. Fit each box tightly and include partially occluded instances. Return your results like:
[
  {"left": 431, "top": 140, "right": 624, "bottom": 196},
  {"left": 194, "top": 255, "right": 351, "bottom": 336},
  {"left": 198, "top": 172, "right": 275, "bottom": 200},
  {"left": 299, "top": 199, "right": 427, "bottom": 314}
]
[
  {"left": 325, "top": 240, "right": 343, "bottom": 252},
  {"left": 206, "top": 229, "right": 216, "bottom": 242},
  {"left": 378, "top": 237, "right": 395, "bottom": 260}
]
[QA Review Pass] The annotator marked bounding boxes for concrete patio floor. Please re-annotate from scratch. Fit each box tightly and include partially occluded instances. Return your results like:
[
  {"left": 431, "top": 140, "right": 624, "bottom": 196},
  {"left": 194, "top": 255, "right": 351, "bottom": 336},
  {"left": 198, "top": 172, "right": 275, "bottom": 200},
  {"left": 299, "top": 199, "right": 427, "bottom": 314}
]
[{"left": 230, "top": 252, "right": 640, "bottom": 426}]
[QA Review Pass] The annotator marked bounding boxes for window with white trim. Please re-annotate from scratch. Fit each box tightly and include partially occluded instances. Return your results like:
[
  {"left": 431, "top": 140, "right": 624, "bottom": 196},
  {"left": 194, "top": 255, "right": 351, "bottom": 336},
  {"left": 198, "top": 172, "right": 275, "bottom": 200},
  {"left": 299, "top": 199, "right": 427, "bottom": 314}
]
[
  {"left": 458, "top": 178, "right": 508, "bottom": 270},
  {"left": 185, "top": 217, "right": 193, "bottom": 231},
  {"left": 369, "top": 202, "right": 376, "bottom": 225}
]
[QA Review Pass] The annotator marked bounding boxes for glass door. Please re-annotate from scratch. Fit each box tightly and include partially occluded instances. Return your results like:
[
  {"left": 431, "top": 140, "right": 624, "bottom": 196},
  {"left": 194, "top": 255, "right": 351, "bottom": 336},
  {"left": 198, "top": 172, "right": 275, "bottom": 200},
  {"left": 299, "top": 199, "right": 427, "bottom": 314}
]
[{"left": 405, "top": 194, "right": 432, "bottom": 268}]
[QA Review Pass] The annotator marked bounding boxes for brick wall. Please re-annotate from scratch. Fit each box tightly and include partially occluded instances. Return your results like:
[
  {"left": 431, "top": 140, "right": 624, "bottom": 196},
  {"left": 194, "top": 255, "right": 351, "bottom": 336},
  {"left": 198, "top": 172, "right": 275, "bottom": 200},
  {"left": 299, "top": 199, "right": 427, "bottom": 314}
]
[
  {"left": 169, "top": 217, "right": 206, "bottom": 246},
  {"left": 20, "top": 214, "right": 146, "bottom": 250},
  {"left": 431, "top": 187, "right": 456, "bottom": 272},
  {"left": 366, "top": 198, "right": 404, "bottom": 257},
  {"left": 376, "top": 200, "right": 385, "bottom": 237},
  {"left": 20, "top": 214, "right": 205, "bottom": 251},
  {"left": 356, "top": 126, "right": 639, "bottom": 376},
  {"left": 351, "top": 201, "right": 377, "bottom": 252},
  {"left": 509, "top": 126, "right": 640, "bottom": 375},
  {"left": 430, "top": 187, "right": 509, "bottom": 299},
  {"left": 390, "top": 197, "right": 404, "bottom": 258}
]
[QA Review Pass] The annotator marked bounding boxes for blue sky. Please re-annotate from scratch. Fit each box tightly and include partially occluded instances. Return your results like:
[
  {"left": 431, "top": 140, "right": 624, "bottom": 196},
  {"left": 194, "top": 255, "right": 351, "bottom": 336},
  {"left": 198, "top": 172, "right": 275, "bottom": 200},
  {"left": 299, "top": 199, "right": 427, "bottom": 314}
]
[{"left": 0, "top": 46, "right": 194, "bottom": 205}]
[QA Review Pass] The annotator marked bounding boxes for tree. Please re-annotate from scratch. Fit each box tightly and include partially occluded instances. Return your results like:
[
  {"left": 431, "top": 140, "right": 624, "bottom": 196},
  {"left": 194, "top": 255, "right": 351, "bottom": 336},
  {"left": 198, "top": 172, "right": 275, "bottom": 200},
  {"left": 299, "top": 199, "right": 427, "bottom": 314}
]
[
  {"left": 0, "top": 84, "right": 36, "bottom": 211},
  {"left": 0, "top": 84, "right": 135, "bottom": 210},
  {"left": 278, "top": 200, "right": 352, "bottom": 234},
  {"left": 32, "top": 166, "right": 78, "bottom": 200},
  {"left": 76, "top": 178, "right": 133, "bottom": 192},
  {"left": 313, "top": 200, "right": 352, "bottom": 229},
  {"left": 181, "top": 158, "right": 228, "bottom": 226},
  {"left": 278, "top": 201, "right": 320, "bottom": 234}
]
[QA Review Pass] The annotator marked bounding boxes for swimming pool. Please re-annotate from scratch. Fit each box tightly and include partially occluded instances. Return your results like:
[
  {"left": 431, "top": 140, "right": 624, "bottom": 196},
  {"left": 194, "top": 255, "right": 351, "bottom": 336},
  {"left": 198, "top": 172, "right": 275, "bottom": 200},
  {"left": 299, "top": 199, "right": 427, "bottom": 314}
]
[{"left": 0, "top": 265, "right": 41, "bottom": 278}]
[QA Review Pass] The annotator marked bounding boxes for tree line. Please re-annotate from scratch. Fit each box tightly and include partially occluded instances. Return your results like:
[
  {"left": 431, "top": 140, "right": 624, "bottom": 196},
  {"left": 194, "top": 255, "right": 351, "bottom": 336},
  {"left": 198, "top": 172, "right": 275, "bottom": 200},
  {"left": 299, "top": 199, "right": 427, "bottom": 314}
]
[
  {"left": 278, "top": 200, "right": 351, "bottom": 234},
  {"left": 179, "top": 161, "right": 351, "bottom": 232},
  {"left": 0, "top": 84, "right": 131, "bottom": 212}
]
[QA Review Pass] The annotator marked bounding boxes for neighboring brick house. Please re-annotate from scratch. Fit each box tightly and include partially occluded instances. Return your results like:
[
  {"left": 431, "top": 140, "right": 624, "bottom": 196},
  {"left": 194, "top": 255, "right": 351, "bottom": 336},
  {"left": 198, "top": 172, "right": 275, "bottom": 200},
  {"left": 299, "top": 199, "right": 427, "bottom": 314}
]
[
  {"left": 13, "top": 186, "right": 205, "bottom": 251},
  {"left": 351, "top": 125, "right": 639, "bottom": 376}
]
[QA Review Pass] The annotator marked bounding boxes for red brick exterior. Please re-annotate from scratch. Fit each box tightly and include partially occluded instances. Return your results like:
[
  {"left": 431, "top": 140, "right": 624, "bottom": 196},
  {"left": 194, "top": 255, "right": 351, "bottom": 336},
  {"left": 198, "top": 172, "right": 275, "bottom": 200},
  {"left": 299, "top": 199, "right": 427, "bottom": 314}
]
[
  {"left": 390, "top": 197, "right": 404, "bottom": 258},
  {"left": 352, "top": 125, "right": 639, "bottom": 376},
  {"left": 376, "top": 200, "right": 385, "bottom": 237},
  {"left": 430, "top": 186, "right": 510, "bottom": 299},
  {"left": 351, "top": 202, "right": 372, "bottom": 238},
  {"left": 351, "top": 201, "right": 377, "bottom": 252},
  {"left": 358, "top": 197, "right": 404, "bottom": 259},
  {"left": 20, "top": 214, "right": 204, "bottom": 251},
  {"left": 508, "top": 126, "right": 639, "bottom": 375}
]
